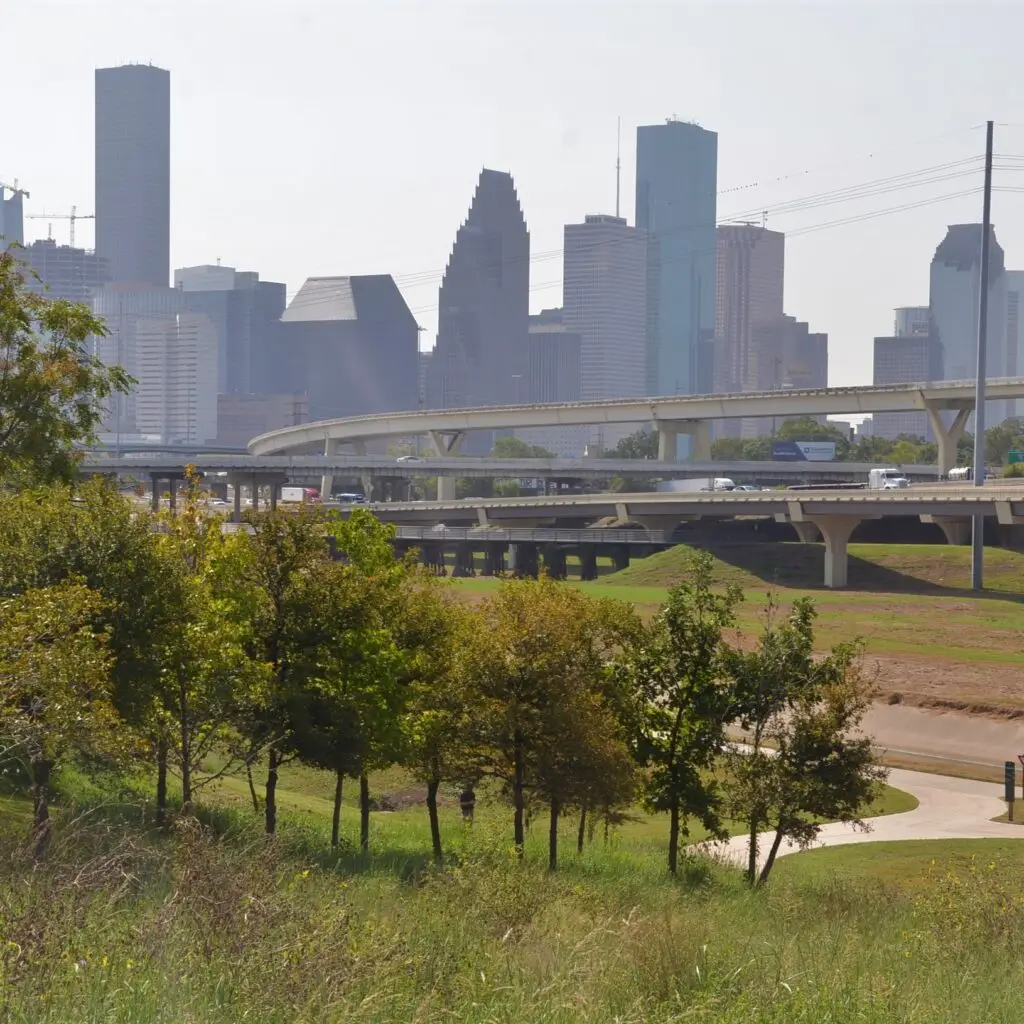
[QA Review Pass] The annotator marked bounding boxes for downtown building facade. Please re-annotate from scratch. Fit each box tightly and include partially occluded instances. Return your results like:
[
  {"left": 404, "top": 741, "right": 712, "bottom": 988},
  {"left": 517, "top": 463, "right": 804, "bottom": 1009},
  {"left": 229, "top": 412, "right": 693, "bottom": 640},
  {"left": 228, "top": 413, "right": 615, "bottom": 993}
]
[
  {"left": 562, "top": 214, "right": 647, "bottom": 452},
  {"left": 0, "top": 185, "right": 24, "bottom": 249},
  {"left": 274, "top": 275, "right": 419, "bottom": 424},
  {"left": 134, "top": 313, "right": 219, "bottom": 445},
  {"left": 636, "top": 119, "right": 718, "bottom": 421},
  {"left": 872, "top": 307, "right": 942, "bottom": 440},
  {"left": 426, "top": 169, "right": 530, "bottom": 453},
  {"left": 16, "top": 239, "right": 110, "bottom": 302}
]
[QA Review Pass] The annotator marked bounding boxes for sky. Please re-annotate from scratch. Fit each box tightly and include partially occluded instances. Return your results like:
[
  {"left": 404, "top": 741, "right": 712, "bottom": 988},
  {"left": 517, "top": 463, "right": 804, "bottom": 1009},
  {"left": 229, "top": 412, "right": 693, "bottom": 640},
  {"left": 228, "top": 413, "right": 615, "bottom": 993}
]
[{"left": 7, "top": 0, "right": 1024, "bottom": 387}]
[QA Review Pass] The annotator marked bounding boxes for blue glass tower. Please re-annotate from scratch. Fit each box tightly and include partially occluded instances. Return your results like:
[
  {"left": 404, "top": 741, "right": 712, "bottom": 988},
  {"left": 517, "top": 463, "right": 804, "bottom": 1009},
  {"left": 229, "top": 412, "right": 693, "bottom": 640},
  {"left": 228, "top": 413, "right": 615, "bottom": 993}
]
[{"left": 635, "top": 119, "right": 718, "bottom": 402}]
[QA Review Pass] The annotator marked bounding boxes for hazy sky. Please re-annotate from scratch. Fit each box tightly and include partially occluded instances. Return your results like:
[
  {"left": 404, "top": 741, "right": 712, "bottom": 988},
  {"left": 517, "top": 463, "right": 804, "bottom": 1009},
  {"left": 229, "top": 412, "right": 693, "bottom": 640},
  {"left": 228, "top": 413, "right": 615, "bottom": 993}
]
[{"left": 7, "top": 1, "right": 1024, "bottom": 386}]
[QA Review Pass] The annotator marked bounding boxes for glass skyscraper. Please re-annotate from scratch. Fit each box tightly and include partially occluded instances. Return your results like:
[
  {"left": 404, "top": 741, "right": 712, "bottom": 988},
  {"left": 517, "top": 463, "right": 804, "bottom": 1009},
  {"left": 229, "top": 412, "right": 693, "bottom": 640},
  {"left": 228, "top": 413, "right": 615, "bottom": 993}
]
[{"left": 635, "top": 119, "right": 718, "bottom": 407}]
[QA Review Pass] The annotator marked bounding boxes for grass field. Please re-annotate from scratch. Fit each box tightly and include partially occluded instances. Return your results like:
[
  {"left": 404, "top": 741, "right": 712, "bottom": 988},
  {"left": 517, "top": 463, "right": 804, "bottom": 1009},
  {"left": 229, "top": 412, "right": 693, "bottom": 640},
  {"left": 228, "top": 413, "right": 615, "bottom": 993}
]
[
  {"left": 4, "top": 766, "right": 1024, "bottom": 1024},
  {"left": 452, "top": 542, "right": 1024, "bottom": 711}
]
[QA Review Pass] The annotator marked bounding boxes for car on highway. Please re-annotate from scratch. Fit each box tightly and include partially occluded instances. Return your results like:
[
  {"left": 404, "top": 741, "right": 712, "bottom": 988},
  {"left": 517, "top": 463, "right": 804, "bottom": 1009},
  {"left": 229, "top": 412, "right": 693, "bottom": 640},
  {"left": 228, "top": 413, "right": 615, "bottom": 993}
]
[
  {"left": 731, "top": 484, "right": 763, "bottom": 492},
  {"left": 396, "top": 455, "right": 424, "bottom": 463}
]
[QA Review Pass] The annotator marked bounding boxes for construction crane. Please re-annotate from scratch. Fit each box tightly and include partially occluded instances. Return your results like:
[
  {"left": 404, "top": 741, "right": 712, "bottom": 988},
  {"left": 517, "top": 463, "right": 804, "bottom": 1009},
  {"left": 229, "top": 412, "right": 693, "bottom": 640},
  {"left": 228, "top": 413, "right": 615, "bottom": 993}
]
[{"left": 25, "top": 205, "right": 95, "bottom": 248}]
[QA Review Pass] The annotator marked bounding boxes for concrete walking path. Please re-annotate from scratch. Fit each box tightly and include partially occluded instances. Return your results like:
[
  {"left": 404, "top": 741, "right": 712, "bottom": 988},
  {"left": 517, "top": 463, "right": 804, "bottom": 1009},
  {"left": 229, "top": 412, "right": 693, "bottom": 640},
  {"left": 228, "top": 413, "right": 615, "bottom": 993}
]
[{"left": 707, "top": 766, "right": 1024, "bottom": 871}]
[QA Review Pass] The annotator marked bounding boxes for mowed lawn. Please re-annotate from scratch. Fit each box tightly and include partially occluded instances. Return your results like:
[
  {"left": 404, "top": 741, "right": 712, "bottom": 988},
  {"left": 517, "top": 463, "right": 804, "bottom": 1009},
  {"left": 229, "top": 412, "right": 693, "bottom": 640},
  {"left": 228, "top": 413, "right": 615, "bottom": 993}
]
[{"left": 450, "top": 542, "right": 1024, "bottom": 671}]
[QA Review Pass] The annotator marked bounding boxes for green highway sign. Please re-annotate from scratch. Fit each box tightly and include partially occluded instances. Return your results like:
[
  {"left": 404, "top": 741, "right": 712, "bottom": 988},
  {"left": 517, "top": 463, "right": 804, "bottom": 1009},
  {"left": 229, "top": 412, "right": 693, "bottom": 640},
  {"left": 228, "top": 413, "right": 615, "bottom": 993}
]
[{"left": 1008, "top": 450, "right": 1024, "bottom": 464}]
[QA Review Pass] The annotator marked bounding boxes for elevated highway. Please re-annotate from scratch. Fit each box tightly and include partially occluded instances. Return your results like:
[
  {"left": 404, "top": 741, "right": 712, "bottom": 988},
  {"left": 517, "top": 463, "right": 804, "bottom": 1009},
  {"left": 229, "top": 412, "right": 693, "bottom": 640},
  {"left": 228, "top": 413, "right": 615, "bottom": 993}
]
[
  {"left": 359, "top": 485, "right": 1024, "bottom": 588},
  {"left": 248, "top": 378, "right": 1024, "bottom": 493}
]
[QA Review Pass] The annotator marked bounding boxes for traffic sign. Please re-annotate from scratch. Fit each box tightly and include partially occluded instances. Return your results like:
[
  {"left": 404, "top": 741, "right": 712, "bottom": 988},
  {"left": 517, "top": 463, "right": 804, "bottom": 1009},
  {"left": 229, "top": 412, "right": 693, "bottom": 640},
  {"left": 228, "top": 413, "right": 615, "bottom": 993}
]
[
  {"left": 1005, "top": 762, "right": 1016, "bottom": 819},
  {"left": 1008, "top": 450, "right": 1024, "bottom": 464}
]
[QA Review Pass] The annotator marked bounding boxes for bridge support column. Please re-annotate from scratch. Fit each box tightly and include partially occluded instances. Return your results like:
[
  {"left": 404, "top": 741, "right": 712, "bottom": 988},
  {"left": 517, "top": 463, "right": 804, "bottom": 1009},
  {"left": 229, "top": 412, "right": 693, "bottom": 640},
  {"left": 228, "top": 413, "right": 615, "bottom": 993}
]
[
  {"left": 429, "top": 430, "right": 465, "bottom": 457},
  {"left": 509, "top": 542, "right": 539, "bottom": 578},
  {"left": 921, "top": 514, "right": 971, "bottom": 545},
  {"left": 420, "top": 541, "right": 446, "bottom": 575},
  {"left": 482, "top": 544, "right": 506, "bottom": 576},
  {"left": 321, "top": 438, "right": 340, "bottom": 500},
  {"left": 150, "top": 475, "right": 162, "bottom": 513},
  {"left": 808, "top": 516, "right": 862, "bottom": 589},
  {"left": 611, "top": 545, "right": 630, "bottom": 572},
  {"left": 167, "top": 477, "right": 178, "bottom": 513},
  {"left": 925, "top": 404, "right": 972, "bottom": 478},
  {"left": 578, "top": 546, "right": 598, "bottom": 581},
  {"left": 452, "top": 543, "right": 476, "bottom": 578},
  {"left": 655, "top": 419, "right": 712, "bottom": 462},
  {"left": 437, "top": 475, "right": 457, "bottom": 501},
  {"left": 790, "top": 521, "right": 822, "bottom": 544},
  {"left": 541, "top": 545, "right": 567, "bottom": 580},
  {"left": 233, "top": 479, "right": 242, "bottom": 523}
]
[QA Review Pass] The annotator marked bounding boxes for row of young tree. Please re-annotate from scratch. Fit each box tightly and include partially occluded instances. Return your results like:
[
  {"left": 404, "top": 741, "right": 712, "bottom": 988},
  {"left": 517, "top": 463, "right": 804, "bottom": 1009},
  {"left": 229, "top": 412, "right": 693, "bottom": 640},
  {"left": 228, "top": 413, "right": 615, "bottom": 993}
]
[{"left": 0, "top": 476, "right": 883, "bottom": 884}]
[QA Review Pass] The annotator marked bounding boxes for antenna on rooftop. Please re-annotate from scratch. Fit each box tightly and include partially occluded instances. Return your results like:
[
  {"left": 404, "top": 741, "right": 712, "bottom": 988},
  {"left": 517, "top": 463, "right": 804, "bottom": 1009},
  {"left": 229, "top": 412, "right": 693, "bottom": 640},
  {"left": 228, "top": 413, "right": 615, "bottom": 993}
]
[{"left": 615, "top": 116, "right": 621, "bottom": 219}]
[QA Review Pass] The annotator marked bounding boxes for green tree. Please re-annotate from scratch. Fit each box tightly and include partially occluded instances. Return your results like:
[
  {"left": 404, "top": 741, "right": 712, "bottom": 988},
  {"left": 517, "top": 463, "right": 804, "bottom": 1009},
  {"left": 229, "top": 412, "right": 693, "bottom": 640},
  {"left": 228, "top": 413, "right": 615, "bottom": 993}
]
[
  {"left": 491, "top": 436, "right": 556, "bottom": 459},
  {"left": 0, "top": 583, "right": 116, "bottom": 859},
  {"left": 612, "top": 428, "right": 659, "bottom": 460},
  {"left": 985, "top": 418, "right": 1024, "bottom": 465},
  {"left": 616, "top": 551, "right": 742, "bottom": 874},
  {"left": 849, "top": 434, "right": 896, "bottom": 463},
  {"left": 889, "top": 438, "right": 924, "bottom": 465},
  {"left": 724, "top": 598, "right": 886, "bottom": 886},
  {"left": 710, "top": 437, "right": 747, "bottom": 461},
  {"left": 0, "top": 250, "right": 132, "bottom": 482},
  {"left": 151, "top": 472, "right": 265, "bottom": 815},
  {"left": 465, "top": 576, "right": 635, "bottom": 860}
]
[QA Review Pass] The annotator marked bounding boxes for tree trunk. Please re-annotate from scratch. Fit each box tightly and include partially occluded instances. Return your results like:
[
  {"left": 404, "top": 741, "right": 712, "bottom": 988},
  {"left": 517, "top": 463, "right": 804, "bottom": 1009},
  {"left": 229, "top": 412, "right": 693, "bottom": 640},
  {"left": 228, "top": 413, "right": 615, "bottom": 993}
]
[
  {"left": 331, "top": 770, "right": 344, "bottom": 848},
  {"left": 179, "top": 678, "right": 191, "bottom": 811},
  {"left": 548, "top": 797, "right": 560, "bottom": 871},
  {"left": 359, "top": 772, "right": 370, "bottom": 853},
  {"left": 512, "top": 732, "right": 525, "bottom": 858},
  {"left": 757, "top": 826, "right": 787, "bottom": 887},
  {"left": 426, "top": 778, "right": 442, "bottom": 864},
  {"left": 746, "top": 820, "right": 759, "bottom": 886},
  {"left": 246, "top": 760, "right": 260, "bottom": 815},
  {"left": 155, "top": 740, "right": 168, "bottom": 827},
  {"left": 32, "top": 759, "right": 52, "bottom": 863},
  {"left": 265, "top": 746, "right": 279, "bottom": 836},
  {"left": 577, "top": 805, "right": 587, "bottom": 855},
  {"left": 668, "top": 799, "right": 680, "bottom": 875}
]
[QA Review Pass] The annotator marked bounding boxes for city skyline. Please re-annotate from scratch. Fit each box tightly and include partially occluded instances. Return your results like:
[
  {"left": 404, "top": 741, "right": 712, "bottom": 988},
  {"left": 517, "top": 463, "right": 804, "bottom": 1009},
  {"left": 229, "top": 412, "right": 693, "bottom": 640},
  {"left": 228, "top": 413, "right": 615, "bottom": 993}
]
[{"left": 7, "top": 2, "right": 1024, "bottom": 390}]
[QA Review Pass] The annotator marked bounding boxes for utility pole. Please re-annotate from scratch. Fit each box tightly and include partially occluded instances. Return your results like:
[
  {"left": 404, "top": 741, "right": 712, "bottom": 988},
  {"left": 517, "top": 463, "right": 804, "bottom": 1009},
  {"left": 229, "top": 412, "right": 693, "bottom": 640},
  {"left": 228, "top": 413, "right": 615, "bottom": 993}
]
[{"left": 972, "top": 119, "right": 994, "bottom": 591}]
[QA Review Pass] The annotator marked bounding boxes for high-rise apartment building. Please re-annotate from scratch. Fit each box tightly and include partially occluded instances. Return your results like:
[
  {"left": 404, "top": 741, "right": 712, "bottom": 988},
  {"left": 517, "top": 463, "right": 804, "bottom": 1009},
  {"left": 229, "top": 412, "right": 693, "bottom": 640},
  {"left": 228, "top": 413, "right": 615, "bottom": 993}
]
[
  {"left": 0, "top": 185, "right": 24, "bottom": 249},
  {"left": 427, "top": 169, "right": 529, "bottom": 449},
  {"left": 174, "top": 264, "right": 286, "bottom": 395},
  {"left": 16, "top": 239, "right": 110, "bottom": 302},
  {"left": 135, "top": 313, "right": 219, "bottom": 444},
  {"left": 562, "top": 214, "right": 647, "bottom": 451},
  {"left": 95, "top": 64, "right": 171, "bottom": 286},
  {"left": 273, "top": 275, "right": 418, "bottom": 423},
  {"left": 636, "top": 119, "right": 718, "bottom": 409}
]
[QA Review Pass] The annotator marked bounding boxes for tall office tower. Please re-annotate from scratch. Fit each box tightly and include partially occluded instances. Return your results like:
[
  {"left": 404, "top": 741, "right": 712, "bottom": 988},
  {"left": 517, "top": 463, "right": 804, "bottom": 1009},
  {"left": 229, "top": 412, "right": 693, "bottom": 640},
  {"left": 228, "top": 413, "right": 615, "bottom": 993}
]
[
  {"left": 512, "top": 308, "right": 587, "bottom": 456},
  {"left": 562, "top": 214, "right": 647, "bottom": 451},
  {"left": 91, "top": 284, "right": 184, "bottom": 436},
  {"left": 930, "top": 224, "right": 1006, "bottom": 377},
  {"left": 16, "top": 239, "right": 110, "bottom": 302},
  {"left": 273, "top": 275, "right": 418, "bottom": 423},
  {"left": 95, "top": 64, "right": 171, "bottom": 286},
  {"left": 0, "top": 185, "right": 24, "bottom": 248},
  {"left": 174, "top": 264, "right": 287, "bottom": 395},
  {"left": 1004, "top": 272, "right": 1024, "bottom": 419},
  {"left": 872, "top": 306, "right": 940, "bottom": 439},
  {"left": 427, "top": 169, "right": 529, "bottom": 452},
  {"left": 214, "top": 394, "right": 309, "bottom": 448},
  {"left": 135, "top": 313, "right": 219, "bottom": 444},
  {"left": 636, "top": 118, "right": 718, "bottom": 410},
  {"left": 713, "top": 224, "right": 785, "bottom": 438}
]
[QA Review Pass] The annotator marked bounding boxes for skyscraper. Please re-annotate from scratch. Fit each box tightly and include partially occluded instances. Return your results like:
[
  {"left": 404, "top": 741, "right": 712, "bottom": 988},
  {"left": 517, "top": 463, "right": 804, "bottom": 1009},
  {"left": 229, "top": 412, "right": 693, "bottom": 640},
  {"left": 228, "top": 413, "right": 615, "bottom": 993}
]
[
  {"left": 872, "top": 325, "right": 943, "bottom": 440},
  {"left": 426, "top": 169, "right": 529, "bottom": 451},
  {"left": 713, "top": 225, "right": 785, "bottom": 395},
  {"left": 636, "top": 119, "right": 718, "bottom": 406},
  {"left": 174, "top": 264, "right": 287, "bottom": 395},
  {"left": 562, "top": 214, "right": 647, "bottom": 451},
  {"left": 95, "top": 64, "right": 171, "bottom": 287},
  {"left": 16, "top": 239, "right": 110, "bottom": 302}
]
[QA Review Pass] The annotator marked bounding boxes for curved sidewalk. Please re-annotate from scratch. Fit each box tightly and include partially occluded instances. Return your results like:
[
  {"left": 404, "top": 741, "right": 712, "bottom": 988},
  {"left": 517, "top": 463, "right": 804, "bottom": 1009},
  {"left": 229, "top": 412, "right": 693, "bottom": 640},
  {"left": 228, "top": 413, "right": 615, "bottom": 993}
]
[{"left": 708, "top": 767, "right": 1024, "bottom": 870}]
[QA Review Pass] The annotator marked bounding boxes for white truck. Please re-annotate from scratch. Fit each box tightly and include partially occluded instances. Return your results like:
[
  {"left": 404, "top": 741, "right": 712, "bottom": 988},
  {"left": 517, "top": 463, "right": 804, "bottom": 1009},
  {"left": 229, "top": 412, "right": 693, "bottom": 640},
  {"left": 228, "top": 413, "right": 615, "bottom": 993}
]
[
  {"left": 657, "top": 477, "right": 736, "bottom": 493},
  {"left": 867, "top": 467, "right": 909, "bottom": 490},
  {"left": 280, "top": 486, "right": 322, "bottom": 504}
]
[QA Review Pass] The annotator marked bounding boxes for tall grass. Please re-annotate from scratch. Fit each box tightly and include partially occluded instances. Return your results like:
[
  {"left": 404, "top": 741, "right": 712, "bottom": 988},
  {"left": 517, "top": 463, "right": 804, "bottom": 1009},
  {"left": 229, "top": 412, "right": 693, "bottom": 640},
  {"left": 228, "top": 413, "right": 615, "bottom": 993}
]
[{"left": 2, "top": 801, "right": 1024, "bottom": 1023}]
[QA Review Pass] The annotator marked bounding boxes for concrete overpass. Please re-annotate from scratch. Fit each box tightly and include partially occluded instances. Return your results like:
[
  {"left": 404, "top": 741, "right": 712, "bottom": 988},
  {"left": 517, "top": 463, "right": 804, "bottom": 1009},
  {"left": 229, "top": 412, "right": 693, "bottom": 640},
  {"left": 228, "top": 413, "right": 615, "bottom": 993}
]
[
  {"left": 247, "top": 378, "right": 1024, "bottom": 495},
  {"left": 78, "top": 452, "right": 943, "bottom": 500},
  {"left": 352, "top": 485, "right": 1024, "bottom": 588}
]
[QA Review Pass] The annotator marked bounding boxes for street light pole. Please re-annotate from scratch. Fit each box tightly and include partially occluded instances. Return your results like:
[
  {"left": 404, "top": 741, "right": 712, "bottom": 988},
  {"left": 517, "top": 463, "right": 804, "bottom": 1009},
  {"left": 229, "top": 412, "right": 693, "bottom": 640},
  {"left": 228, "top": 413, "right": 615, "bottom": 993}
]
[{"left": 972, "top": 119, "right": 994, "bottom": 591}]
